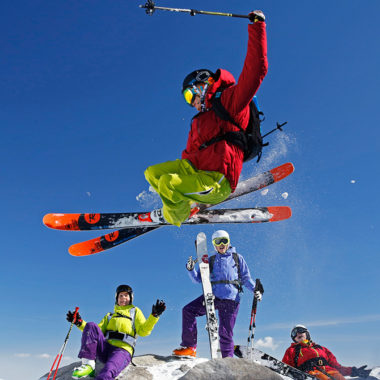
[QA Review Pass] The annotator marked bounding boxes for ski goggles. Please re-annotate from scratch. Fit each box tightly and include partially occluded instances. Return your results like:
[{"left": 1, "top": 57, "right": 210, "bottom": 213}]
[
  {"left": 212, "top": 237, "right": 230, "bottom": 246},
  {"left": 291, "top": 327, "right": 308, "bottom": 340},
  {"left": 183, "top": 85, "right": 203, "bottom": 106},
  {"left": 183, "top": 79, "right": 214, "bottom": 106}
]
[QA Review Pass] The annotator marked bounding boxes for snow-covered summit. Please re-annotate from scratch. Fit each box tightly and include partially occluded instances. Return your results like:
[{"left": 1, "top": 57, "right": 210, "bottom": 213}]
[{"left": 39, "top": 354, "right": 380, "bottom": 380}]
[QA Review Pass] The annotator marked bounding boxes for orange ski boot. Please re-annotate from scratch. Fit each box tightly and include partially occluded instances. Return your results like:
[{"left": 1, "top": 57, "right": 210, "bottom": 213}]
[{"left": 172, "top": 346, "right": 196, "bottom": 358}]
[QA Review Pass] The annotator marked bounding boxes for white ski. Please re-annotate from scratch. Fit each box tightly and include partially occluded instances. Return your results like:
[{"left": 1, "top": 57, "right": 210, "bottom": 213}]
[{"left": 196, "top": 232, "right": 220, "bottom": 359}]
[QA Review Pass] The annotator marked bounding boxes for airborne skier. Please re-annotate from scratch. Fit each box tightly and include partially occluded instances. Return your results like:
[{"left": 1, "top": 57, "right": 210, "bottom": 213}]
[
  {"left": 144, "top": 10, "right": 268, "bottom": 227},
  {"left": 173, "top": 230, "right": 263, "bottom": 358}
]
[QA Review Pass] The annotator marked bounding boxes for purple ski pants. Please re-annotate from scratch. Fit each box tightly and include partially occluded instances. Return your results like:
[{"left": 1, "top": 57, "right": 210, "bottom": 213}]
[
  {"left": 180, "top": 295, "right": 240, "bottom": 358},
  {"left": 78, "top": 322, "right": 132, "bottom": 380}
]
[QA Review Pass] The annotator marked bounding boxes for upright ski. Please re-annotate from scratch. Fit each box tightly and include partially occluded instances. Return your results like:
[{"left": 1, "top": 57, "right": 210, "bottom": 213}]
[
  {"left": 58, "top": 162, "right": 294, "bottom": 256},
  {"left": 234, "top": 345, "right": 318, "bottom": 380},
  {"left": 196, "top": 232, "right": 220, "bottom": 359}
]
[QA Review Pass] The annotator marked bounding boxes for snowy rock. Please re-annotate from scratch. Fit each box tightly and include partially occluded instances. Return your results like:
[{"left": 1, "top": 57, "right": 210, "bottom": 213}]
[
  {"left": 180, "top": 357, "right": 282, "bottom": 379},
  {"left": 39, "top": 355, "right": 281, "bottom": 380}
]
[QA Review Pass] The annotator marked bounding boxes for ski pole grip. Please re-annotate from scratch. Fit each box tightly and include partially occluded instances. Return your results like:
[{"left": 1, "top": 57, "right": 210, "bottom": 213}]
[
  {"left": 73, "top": 307, "right": 79, "bottom": 323},
  {"left": 255, "top": 278, "right": 264, "bottom": 294}
]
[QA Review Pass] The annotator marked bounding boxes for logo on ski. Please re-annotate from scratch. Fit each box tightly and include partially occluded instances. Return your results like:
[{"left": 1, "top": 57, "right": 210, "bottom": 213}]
[
  {"left": 84, "top": 213, "right": 101, "bottom": 224},
  {"left": 105, "top": 231, "right": 119, "bottom": 242},
  {"left": 202, "top": 254, "right": 209, "bottom": 263}
]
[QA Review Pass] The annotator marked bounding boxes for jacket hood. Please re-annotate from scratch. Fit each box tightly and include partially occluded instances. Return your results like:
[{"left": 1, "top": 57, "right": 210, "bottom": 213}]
[{"left": 205, "top": 68, "right": 236, "bottom": 106}]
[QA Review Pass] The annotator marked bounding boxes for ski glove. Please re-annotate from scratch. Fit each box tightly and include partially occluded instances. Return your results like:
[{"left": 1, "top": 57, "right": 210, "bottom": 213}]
[
  {"left": 66, "top": 310, "right": 83, "bottom": 326},
  {"left": 186, "top": 256, "right": 197, "bottom": 271},
  {"left": 152, "top": 299, "right": 166, "bottom": 317},
  {"left": 351, "top": 365, "right": 371, "bottom": 378},
  {"left": 249, "top": 10, "right": 265, "bottom": 23}
]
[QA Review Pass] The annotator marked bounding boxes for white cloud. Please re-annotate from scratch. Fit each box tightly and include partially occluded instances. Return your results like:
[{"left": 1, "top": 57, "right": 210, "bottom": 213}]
[
  {"left": 36, "top": 353, "right": 50, "bottom": 359},
  {"left": 255, "top": 336, "right": 279, "bottom": 351},
  {"left": 265, "top": 314, "right": 380, "bottom": 330},
  {"left": 14, "top": 353, "right": 31, "bottom": 357}
]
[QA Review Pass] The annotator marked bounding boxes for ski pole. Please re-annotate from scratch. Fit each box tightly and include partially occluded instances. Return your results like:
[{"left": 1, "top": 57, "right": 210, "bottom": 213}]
[
  {"left": 262, "top": 122, "right": 288, "bottom": 139},
  {"left": 247, "top": 279, "right": 262, "bottom": 359},
  {"left": 139, "top": 0, "right": 250, "bottom": 19},
  {"left": 47, "top": 307, "right": 79, "bottom": 380}
]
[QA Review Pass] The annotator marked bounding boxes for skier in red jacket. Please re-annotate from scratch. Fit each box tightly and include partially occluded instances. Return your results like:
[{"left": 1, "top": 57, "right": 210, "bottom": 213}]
[
  {"left": 144, "top": 10, "right": 268, "bottom": 227},
  {"left": 282, "top": 325, "right": 371, "bottom": 380}
]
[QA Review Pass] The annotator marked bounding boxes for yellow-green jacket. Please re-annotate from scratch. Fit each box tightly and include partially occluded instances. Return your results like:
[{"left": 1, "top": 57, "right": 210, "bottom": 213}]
[{"left": 77, "top": 304, "right": 159, "bottom": 356}]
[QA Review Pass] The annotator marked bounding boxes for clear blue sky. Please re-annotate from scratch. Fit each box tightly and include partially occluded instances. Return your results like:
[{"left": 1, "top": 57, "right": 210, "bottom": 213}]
[{"left": 1, "top": 1, "right": 379, "bottom": 379}]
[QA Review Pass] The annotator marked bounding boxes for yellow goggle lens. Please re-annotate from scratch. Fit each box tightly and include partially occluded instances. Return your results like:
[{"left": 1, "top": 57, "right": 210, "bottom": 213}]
[{"left": 183, "top": 87, "right": 195, "bottom": 105}]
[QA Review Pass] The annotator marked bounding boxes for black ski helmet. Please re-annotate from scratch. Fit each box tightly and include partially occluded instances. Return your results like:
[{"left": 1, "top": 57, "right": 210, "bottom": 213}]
[
  {"left": 291, "top": 324, "right": 311, "bottom": 342},
  {"left": 115, "top": 284, "right": 133, "bottom": 305},
  {"left": 182, "top": 69, "right": 215, "bottom": 93}
]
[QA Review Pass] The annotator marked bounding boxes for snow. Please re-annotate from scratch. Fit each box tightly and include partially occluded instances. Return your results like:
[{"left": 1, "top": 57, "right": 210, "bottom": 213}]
[{"left": 145, "top": 357, "right": 208, "bottom": 379}]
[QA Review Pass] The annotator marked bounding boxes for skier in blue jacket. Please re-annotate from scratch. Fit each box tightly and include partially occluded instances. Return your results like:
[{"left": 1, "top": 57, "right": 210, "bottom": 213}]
[{"left": 173, "top": 230, "right": 263, "bottom": 358}]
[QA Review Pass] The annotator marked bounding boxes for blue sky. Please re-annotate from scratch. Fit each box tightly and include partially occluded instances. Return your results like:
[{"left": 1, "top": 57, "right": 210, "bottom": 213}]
[{"left": 1, "top": 1, "right": 380, "bottom": 379}]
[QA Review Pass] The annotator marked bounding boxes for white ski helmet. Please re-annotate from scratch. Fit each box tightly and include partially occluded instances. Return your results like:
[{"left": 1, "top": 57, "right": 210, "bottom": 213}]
[
  {"left": 291, "top": 324, "right": 311, "bottom": 342},
  {"left": 212, "top": 230, "right": 230, "bottom": 242}
]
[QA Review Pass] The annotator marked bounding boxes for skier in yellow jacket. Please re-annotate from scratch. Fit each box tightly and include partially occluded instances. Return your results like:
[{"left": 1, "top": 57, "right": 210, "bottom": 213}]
[{"left": 66, "top": 284, "right": 166, "bottom": 379}]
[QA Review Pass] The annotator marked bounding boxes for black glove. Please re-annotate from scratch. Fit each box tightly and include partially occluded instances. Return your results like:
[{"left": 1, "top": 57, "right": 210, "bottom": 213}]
[
  {"left": 248, "top": 10, "right": 265, "bottom": 23},
  {"left": 152, "top": 299, "right": 166, "bottom": 317},
  {"left": 66, "top": 310, "right": 83, "bottom": 326},
  {"left": 186, "top": 256, "right": 197, "bottom": 271},
  {"left": 351, "top": 365, "right": 371, "bottom": 378},
  {"left": 255, "top": 279, "right": 264, "bottom": 294}
]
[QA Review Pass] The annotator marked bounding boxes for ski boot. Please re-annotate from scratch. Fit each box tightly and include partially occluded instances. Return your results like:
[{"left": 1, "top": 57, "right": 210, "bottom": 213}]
[
  {"left": 172, "top": 346, "right": 196, "bottom": 358},
  {"left": 71, "top": 364, "right": 95, "bottom": 379}
]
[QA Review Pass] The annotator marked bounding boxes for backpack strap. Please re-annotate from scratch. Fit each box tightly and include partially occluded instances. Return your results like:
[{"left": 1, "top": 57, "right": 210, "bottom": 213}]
[
  {"left": 209, "top": 254, "right": 216, "bottom": 274},
  {"left": 199, "top": 92, "right": 244, "bottom": 151},
  {"left": 232, "top": 252, "right": 243, "bottom": 293},
  {"left": 294, "top": 344, "right": 301, "bottom": 368}
]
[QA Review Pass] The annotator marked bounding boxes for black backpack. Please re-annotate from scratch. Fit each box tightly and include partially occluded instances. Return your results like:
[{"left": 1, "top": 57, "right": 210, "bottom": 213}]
[{"left": 199, "top": 90, "right": 268, "bottom": 162}]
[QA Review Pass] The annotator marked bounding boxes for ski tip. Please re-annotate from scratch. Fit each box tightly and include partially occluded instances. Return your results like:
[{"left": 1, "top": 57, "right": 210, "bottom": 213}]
[
  {"left": 267, "top": 206, "right": 292, "bottom": 221},
  {"left": 69, "top": 238, "right": 102, "bottom": 257},
  {"left": 270, "top": 162, "right": 294, "bottom": 182},
  {"left": 43, "top": 213, "right": 81, "bottom": 230},
  {"left": 43, "top": 213, "right": 62, "bottom": 229}
]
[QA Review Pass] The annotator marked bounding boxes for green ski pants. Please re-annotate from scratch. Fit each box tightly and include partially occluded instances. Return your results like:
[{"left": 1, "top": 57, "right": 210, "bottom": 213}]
[{"left": 144, "top": 159, "right": 231, "bottom": 226}]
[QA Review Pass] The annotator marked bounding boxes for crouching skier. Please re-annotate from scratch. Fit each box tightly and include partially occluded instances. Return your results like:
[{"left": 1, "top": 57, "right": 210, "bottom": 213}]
[{"left": 66, "top": 284, "right": 166, "bottom": 379}]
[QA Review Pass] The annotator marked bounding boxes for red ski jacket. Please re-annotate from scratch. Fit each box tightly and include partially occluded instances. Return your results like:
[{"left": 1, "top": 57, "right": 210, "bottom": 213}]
[
  {"left": 181, "top": 21, "right": 268, "bottom": 192},
  {"left": 282, "top": 341, "right": 353, "bottom": 376}
]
